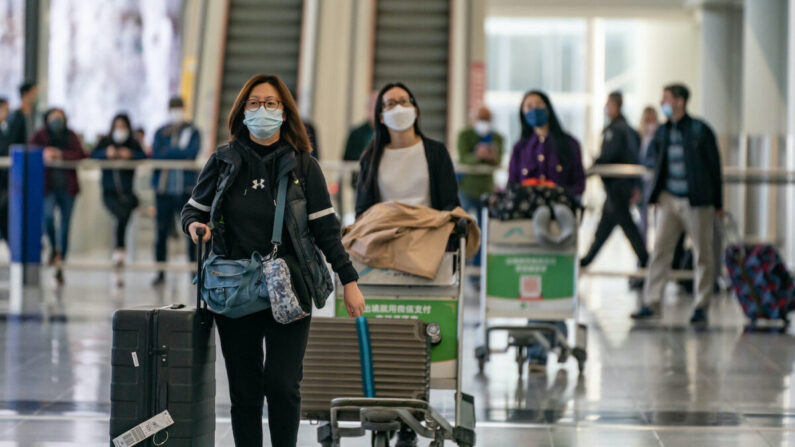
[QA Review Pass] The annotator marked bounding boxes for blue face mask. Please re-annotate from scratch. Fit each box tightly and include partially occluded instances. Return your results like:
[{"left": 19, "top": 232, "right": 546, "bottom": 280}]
[
  {"left": 524, "top": 108, "right": 548, "bottom": 128},
  {"left": 660, "top": 103, "right": 673, "bottom": 119},
  {"left": 243, "top": 107, "right": 283, "bottom": 140}
]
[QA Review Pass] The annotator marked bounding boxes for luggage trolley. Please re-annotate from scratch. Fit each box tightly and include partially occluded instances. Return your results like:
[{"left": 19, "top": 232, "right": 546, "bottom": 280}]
[
  {"left": 311, "top": 221, "right": 476, "bottom": 446},
  {"left": 475, "top": 210, "right": 587, "bottom": 376}
]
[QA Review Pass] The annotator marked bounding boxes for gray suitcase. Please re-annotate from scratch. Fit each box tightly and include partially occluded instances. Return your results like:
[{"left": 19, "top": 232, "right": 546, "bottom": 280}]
[{"left": 110, "top": 234, "right": 215, "bottom": 446}]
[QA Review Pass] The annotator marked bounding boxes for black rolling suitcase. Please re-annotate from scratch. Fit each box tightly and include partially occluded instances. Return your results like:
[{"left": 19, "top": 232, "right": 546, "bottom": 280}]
[{"left": 110, "top": 229, "right": 215, "bottom": 446}]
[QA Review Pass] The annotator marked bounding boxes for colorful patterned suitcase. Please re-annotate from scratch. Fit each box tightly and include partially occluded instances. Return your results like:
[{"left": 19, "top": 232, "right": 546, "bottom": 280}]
[{"left": 725, "top": 243, "right": 794, "bottom": 325}]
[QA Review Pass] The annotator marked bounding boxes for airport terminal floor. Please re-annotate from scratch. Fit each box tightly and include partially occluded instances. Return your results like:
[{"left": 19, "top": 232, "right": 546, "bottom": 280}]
[{"left": 0, "top": 227, "right": 792, "bottom": 447}]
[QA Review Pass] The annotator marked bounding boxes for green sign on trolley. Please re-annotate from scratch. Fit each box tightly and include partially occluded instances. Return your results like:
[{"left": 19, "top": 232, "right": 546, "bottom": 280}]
[{"left": 486, "top": 252, "right": 575, "bottom": 300}]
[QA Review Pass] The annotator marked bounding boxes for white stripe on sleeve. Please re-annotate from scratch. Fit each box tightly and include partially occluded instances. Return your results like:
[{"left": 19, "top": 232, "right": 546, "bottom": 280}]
[
  {"left": 188, "top": 197, "right": 211, "bottom": 212},
  {"left": 308, "top": 207, "right": 335, "bottom": 221}
]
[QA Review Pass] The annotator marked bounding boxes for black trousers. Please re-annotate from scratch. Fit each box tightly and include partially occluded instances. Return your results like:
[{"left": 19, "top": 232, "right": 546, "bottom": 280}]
[
  {"left": 583, "top": 189, "right": 649, "bottom": 266},
  {"left": 155, "top": 193, "right": 196, "bottom": 263},
  {"left": 215, "top": 309, "right": 312, "bottom": 447},
  {"left": 102, "top": 191, "right": 139, "bottom": 249}
]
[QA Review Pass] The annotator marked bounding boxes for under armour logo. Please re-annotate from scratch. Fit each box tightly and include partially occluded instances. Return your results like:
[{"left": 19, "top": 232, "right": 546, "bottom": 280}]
[{"left": 252, "top": 179, "right": 265, "bottom": 190}]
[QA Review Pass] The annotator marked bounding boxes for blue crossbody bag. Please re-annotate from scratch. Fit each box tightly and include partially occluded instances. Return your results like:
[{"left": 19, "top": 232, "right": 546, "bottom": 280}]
[{"left": 201, "top": 174, "right": 308, "bottom": 323}]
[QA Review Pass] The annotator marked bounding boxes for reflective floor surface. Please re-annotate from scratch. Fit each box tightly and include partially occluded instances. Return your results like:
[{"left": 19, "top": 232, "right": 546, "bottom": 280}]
[{"left": 0, "top": 231, "right": 793, "bottom": 446}]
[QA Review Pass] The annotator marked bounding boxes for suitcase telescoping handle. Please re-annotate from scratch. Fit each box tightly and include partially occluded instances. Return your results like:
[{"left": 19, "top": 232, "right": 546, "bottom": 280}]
[{"left": 196, "top": 226, "right": 206, "bottom": 311}]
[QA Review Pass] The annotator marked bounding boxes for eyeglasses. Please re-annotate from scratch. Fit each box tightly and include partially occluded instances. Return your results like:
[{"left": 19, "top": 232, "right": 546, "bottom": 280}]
[
  {"left": 245, "top": 98, "right": 282, "bottom": 112},
  {"left": 383, "top": 98, "right": 413, "bottom": 111}
]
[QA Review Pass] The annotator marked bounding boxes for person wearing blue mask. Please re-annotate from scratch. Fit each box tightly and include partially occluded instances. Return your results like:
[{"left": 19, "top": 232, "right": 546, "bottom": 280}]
[
  {"left": 151, "top": 96, "right": 201, "bottom": 286},
  {"left": 507, "top": 90, "right": 585, "bottom": 371},
  {"left": 508, "top": 90, "right": 585, "bottom": 197},
  {"left": 181, "top": 74, "right": 365, "bottom": 447},
  {"left": 632, "top": 83, "right": 723, "bottom": 325}
]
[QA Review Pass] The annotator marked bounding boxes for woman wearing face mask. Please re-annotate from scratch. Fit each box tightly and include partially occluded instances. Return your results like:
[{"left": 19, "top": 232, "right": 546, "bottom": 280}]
[
  {"left": 92, "top": 114, "right": 147, "bottom": 286},
  {"left": 181, "top": 74, "right": 365, "bottom": 447},
  {"left": 355, "top": 83, "right": 459, "bottom": 446},
  {"left": 507, "top": 91, "right": 585, "bottom": 371},
  {"left": 30, "top": 108, "right": 87, "bottom": 284},
  {"left": 508, "top": 90, "right": 585, "bottom": 197},
  {"left": 356, "top": 82, "right": 460, "bottom": 217}
]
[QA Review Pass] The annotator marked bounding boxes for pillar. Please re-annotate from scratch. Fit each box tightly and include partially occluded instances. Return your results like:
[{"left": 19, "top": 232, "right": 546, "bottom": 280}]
[
  {"left": 741, "top": 0, "right": 787, "bottom": 242},
  {"left": 786, "top": 0, "right": 795, "bottom": 264}
]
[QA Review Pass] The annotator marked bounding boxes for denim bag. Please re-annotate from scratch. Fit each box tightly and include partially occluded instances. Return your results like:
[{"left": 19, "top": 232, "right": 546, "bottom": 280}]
[
  {"left": 200, "top": 251, "right": 269, "bottom": 319},
  {"left": 200, "top": 172, "right": 306, "bottom": 323}
]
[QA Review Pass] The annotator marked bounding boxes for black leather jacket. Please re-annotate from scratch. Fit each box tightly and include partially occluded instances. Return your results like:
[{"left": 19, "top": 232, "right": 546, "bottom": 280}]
[{"left": 647, "top": 114, "right": 723, "bottom": 209}]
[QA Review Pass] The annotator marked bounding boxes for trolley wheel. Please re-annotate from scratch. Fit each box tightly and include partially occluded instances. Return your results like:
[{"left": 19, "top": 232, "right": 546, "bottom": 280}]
[
  {"left": 371, "top": 431, "right": 390, "bottom": 447},
  {"left": 572, "top": 347, "right": 587, "bottom": 374},
  {"left": 475, "top": 346, "right": 488, "bottom": 374}
]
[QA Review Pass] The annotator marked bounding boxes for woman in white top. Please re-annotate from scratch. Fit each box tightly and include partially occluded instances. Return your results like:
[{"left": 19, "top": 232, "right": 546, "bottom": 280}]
[{"left": 356, "top": 82, "right": 460, "bottom": 217}]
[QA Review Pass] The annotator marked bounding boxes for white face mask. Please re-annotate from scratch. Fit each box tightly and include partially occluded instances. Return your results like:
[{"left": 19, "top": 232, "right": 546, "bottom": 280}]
[
  {"left": 382, "top": 105, "right": 416, "bottom": 132},
  {"left": 169, "top": 108, "right": 184, "bottom": 124},
  {"left": 473, "top": 120, "right": 491, "bottom": 137},
  {"left": 112, "top": 128, "right": 129, "bottom": 144}
]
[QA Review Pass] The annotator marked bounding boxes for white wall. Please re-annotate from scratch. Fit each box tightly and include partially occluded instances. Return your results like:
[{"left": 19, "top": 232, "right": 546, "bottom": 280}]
[
  {"left": 633, "top": 18, "right": 701, "bottom": 116},
  {"left": 192, "top": 0, "right": 228, "bottom": 156},
  {"left": 787, "top": 0, "right": 795, "bottom": 263},
  {"left": 312, "top": 0, "right": 356, "bottom": 163}
]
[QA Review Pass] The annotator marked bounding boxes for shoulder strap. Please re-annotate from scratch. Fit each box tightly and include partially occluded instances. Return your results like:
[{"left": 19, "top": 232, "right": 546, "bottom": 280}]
[{"left": 271, "top": 173, "right": 289, "bottom": 249}]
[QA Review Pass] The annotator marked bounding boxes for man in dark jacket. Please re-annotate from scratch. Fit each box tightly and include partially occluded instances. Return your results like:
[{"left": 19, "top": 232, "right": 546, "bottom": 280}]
[
  {"left": 581, "top": 92, "right": 649, "bottom": 279},
  {"left": 7, "top": 81, "right": 38, "bottom": 146},
  {"left": 632, "top": 83, "right": 723, "bottom": 325}
]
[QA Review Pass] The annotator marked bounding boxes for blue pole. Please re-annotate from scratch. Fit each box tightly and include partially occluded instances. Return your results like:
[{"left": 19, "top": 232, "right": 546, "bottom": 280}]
[
  {"left": 9, "top": 145, "right": 44, "bottom": 314},
  {"left": 355, "top": 316, "right": 376, "bottom": 398}
]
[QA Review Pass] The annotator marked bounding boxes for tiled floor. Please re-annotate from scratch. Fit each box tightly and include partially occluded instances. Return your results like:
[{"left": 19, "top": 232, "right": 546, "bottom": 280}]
[{"left": 0, "top": 229, "right": 792, "bottom": 446}]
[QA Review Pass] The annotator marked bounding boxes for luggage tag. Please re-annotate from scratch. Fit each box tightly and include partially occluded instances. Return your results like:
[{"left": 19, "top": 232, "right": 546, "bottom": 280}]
[{"left": 112, "top": 410, "right": 174, "bottom": 447}]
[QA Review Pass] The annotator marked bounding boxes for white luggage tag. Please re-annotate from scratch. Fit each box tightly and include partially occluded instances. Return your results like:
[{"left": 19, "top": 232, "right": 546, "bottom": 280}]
[{"left": 112, "top": 410, "right": 174, "bottom": 447}]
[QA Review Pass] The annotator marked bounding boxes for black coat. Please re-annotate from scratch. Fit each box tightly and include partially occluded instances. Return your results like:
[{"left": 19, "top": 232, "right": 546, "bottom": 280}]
[
  {"left": 355, "top": 137, "right": 460, "bottom": 217},
  {"left": 7, "top": 109, "right": 31, "bottom": 146},
  {"left": 647, "top": 114, "right": 723, "bottom": 209},
  {"left": 595, "top": 115, "right": 640, "bottom": 196},
  {"left": 181, "top": 141, "right": 355, "bottom": 309}
]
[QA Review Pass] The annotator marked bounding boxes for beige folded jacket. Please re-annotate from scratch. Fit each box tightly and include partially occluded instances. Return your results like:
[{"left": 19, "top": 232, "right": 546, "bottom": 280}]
[{"left": 342, "top": 201, "right": 482, "bottom": 279}]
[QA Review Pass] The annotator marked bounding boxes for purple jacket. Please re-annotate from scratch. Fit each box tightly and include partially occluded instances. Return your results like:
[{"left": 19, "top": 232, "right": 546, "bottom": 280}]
[{"left": 508, "top": 133, "right": 586, "bottom": 197}]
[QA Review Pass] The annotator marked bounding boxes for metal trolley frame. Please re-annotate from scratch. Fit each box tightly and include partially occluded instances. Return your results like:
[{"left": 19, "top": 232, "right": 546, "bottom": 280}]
[
  {"left": 475, "top": 209, "right": 587, "bottom": 377},
  {"left": 323, "top": 228, "right": 476, "bottom": 446}
]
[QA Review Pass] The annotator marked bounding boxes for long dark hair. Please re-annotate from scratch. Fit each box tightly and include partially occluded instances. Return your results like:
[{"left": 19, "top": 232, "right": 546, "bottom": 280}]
[
  {"left": 519, "top": 90, "right": 572, "bottom": 167},
  {"left": 97, "top": 113, "right": 138, "bottom": 148},
  {"left": 227, "top": 73, "right": 312, "bottom": 153},
  {"left": 362, "top": 82, "right": 424, "bottom": 185}
]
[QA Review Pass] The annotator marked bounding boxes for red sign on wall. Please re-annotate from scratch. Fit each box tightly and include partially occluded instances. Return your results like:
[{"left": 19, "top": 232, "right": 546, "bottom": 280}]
[{"left": 468, "top": 62, "right": 486, "bottom": 113}]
